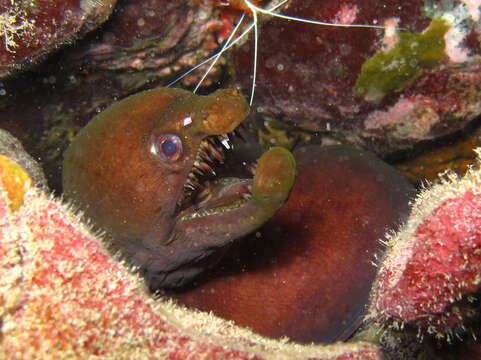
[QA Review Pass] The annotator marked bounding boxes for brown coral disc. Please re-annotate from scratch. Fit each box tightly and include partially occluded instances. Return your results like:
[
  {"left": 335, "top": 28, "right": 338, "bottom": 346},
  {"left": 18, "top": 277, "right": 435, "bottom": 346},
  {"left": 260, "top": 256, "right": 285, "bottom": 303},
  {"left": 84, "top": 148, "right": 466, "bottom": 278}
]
[{"left": 173, "top": 145, "right": 415, "bottom": 344}]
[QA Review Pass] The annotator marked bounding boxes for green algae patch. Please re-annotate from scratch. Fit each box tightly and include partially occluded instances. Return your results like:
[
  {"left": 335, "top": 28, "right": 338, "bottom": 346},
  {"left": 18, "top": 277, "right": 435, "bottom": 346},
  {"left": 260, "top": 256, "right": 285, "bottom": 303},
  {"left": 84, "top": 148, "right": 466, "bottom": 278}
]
[{"left": 354, "top": 19, "right": 450, "bottom": 101}]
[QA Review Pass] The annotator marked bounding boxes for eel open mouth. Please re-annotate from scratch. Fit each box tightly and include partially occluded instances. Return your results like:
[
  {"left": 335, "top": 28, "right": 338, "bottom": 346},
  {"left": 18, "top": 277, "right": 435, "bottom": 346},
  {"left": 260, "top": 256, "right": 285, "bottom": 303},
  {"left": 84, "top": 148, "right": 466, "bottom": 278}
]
[
  {"left": 155, "top": 125, "right": 296, "bottom": 288},
  {"left": 176, "top": 127, "right": 257, "bottom": 221}
]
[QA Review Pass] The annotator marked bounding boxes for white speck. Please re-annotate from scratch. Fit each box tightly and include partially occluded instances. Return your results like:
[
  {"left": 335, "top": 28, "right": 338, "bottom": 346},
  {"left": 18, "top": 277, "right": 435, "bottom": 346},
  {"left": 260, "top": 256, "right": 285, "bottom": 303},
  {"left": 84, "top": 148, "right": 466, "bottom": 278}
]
[
  {"left": 150, "top": 143, "right": 156, "bottom": 155},
  {"left": 0, "top": 88, "right": 6, "bottom": 96},
  {"left": 182, "top": 116, "right": 192, "bottom": 126},
  {"left": 276, "top": 63, "right": 284, "bottom": 71},
  {"left": 137, "top": 18, "right": 145, "bottom": 27},
  {"left": 326, "top": 122, "right": 331, "bottom": 131},
  {"left": 220, "top": 138, "right": 230, "bottom": 149}
]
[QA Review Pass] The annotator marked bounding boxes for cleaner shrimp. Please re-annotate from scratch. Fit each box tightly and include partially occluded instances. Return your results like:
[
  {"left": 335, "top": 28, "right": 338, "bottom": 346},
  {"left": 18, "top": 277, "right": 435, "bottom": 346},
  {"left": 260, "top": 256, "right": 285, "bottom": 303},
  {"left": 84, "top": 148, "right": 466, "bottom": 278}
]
[{"left": 168, "top": 0, "right": 385, "bottom": 105}]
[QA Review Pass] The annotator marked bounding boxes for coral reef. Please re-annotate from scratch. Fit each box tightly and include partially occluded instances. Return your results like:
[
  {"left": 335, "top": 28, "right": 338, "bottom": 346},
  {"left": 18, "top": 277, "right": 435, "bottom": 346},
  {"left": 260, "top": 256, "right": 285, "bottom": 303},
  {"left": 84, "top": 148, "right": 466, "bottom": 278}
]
[
  {"left": 0, "top": 0, "right": 224, "bottom": 190},
  {"left": 0, "top": 0, "right": 480, "bottom": 193},
  {"left": 174, "top": 145, "right": 414, "bottom": 344},
  {"left": 2, "top": 127, "right": 481, "bottom": 358},
  {"left": 368, "top": 148, "right": 481, "bottom": 341},
  {"left": 393, "top": 120, "right": 481, "bottom": 183},
  {"left": 0, "top": 154, "right": 32, "bottom": 210},
  {"left": 0, "top": 128, "right": 46, "bottom": 187},
  {"left": 1, "top": 0, "right": 481, "bottom": 357},
  {"left": 0, "top": 0, "right": 117, "bottom": 77},
  {"left": 232, "top": 0, "right": 481, "bottom": 154},
  {"left": 0, "top": 154, "right": 381, "bottom": 360}
]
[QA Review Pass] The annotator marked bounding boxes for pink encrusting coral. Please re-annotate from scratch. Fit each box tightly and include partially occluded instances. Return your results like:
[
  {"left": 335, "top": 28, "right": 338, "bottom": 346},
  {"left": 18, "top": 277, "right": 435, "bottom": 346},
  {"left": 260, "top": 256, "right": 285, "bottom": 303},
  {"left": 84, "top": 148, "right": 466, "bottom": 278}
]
[
  {"left": 368, "top": 148, "right": 481, "bottom": 340},
  {"left": 0, "top": 162, "right": 381, "bottom": 359}
]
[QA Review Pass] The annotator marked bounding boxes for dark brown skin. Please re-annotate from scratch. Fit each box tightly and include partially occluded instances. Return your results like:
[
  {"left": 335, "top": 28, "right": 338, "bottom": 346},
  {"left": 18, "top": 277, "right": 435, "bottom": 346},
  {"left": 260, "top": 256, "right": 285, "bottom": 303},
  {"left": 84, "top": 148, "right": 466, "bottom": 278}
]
[
  {"left": 62, "top": 86, "right": 413, "bottom": 344},
  {"left": 63, "top": 87, "right": 295, "bottom": 289},
  {"left": 173, "top": 145, "right": 415, "bottom": 344}
]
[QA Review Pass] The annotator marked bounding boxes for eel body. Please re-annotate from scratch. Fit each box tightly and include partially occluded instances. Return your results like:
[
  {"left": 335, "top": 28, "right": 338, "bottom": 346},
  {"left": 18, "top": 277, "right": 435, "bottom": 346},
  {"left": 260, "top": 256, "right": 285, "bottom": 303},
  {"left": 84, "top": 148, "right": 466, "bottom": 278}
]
[{"left": 174, "top": 145, "right": 415, "bottom": 343}]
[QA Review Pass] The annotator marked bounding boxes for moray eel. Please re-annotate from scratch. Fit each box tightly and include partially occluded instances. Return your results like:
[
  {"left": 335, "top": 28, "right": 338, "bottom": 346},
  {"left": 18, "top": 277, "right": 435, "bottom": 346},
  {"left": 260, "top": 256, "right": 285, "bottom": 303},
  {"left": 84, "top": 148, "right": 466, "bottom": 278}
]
[{"left": 62, "top": 88, "right": 295, "bottom": 289}]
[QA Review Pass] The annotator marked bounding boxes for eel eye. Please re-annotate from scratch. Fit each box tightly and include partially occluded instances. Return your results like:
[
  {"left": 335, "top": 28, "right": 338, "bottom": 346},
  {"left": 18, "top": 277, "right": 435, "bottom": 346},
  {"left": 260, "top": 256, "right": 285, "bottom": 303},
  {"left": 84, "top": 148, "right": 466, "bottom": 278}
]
[{"left": 151, "top": 134, "right": 183, "bottom": 163}]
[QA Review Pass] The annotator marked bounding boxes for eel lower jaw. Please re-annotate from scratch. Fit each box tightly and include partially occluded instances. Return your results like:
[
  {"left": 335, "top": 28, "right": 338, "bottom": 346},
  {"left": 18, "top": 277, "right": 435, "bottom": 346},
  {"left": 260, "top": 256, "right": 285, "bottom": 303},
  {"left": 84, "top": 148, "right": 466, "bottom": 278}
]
[
  {"left": 177, "top": 178, "right": 253, "bottom": 222},
  {"left": 144, "top": 146, "right": 295, "bottom": 289}
]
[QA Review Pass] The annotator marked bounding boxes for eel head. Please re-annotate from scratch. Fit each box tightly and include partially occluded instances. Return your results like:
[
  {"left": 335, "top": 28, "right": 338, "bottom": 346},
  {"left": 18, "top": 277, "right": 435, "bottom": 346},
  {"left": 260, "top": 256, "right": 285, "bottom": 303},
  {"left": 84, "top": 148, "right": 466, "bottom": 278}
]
[{"left": 63, "top": 88, "right": 295, "bottom": 289}]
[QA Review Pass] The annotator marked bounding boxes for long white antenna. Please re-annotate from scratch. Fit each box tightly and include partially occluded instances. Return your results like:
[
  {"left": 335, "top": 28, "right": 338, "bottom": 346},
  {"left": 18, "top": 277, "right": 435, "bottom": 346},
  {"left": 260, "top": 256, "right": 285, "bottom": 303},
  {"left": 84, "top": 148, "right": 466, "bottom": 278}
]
[
  {"left": 166, "top": 18, "right": 255, "bottom": 88},
  {"left": 245, "top": 1, "right": 258, "bottom": 105},
  {"left": 244, "top": 0, "right": 385, "bottom": 29},
  {"left": 193, "top": 12, "right": 246, "bottom": 93},
  {"left": 168, "top": 0, "right": 385, "bottom": 105},
  {"left": 166, "top": 0, "right": 290, "bottom": 90}
]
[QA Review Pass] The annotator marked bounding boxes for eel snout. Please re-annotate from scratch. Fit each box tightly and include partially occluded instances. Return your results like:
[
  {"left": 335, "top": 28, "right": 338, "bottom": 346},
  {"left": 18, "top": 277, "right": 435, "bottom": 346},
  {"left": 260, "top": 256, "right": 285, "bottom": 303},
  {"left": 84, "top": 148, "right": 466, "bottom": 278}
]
[{"left": 63, "top": 87, "right": 295, "bottom": 289}]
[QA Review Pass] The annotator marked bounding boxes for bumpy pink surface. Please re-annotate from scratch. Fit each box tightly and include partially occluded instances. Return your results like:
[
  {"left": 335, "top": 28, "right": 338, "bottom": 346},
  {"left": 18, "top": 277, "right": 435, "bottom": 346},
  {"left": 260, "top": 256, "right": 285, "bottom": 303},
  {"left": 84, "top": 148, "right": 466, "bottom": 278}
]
[
  {"left": 369, "top": 188, "right": 481, "bottom": 335},
  {"left": 0, "top": 184, "right": 381, "bottom": 359},
  {"left": 0, "top": 0, "right": 116, "bottom": 76}
]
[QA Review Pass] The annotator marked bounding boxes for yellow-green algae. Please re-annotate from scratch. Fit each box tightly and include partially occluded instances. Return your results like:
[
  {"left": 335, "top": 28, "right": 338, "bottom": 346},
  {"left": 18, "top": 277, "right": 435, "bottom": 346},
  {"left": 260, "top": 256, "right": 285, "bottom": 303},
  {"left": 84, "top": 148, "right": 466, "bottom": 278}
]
[{"left": 354, "top": 19, "right": 450, "bottom": 101}]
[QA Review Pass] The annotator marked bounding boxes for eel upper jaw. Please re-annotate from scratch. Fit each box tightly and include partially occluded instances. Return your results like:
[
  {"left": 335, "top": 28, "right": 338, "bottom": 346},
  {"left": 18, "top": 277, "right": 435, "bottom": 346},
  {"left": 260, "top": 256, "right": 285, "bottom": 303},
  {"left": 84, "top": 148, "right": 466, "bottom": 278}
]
[
  {"left": 173, "top": 131, "right": 255, "bottom": 226},
  {"left": 143, "top": 132, "right": 256, "bottom": 289}
]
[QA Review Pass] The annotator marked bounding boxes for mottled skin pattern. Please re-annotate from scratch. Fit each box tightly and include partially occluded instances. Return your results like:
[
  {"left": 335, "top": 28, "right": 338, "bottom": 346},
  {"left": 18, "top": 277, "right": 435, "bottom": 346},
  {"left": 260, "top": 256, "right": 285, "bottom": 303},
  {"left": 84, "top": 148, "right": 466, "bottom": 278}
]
[{"left": 63, "top": 88, "right": 295, "bottom": 289}]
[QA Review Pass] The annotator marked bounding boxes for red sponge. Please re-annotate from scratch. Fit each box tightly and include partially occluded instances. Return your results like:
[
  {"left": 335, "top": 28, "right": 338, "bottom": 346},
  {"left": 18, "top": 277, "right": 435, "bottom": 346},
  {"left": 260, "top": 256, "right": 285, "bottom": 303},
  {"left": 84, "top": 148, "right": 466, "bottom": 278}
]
[
  {"left": 368, "top": 150, "right": 481, "bottom": 340},
  {"left": 0, "top": 161, "right": 380, "bottom": 359}
]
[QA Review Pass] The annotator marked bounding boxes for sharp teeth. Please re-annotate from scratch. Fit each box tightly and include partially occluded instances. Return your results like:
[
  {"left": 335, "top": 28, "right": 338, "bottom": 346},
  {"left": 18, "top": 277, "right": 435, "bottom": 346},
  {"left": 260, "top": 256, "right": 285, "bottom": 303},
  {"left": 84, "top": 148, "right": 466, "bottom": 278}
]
[
  {"left": 200, "top": 149, "right": 213, "bottom": 162},
  {"left": 184, "top": 183, "right": 196, "bottom": 191},
  {"left": 218, "top": 134, "right": 231, "bottom": 149},
  {"left": 193, "top": 166, "right": 204, "bottom": 176},
  {"left": 185, "top": 175, "right": 200, "bottom": 189},
  {"left": 180, "top": 128, "right": 251, "bottom": 214},
  {"left": 198, "top": 161, "right": 215, "bottom": 174},
  {"left": 208, "top": 143, "right": 224, "bottom": 163}
]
